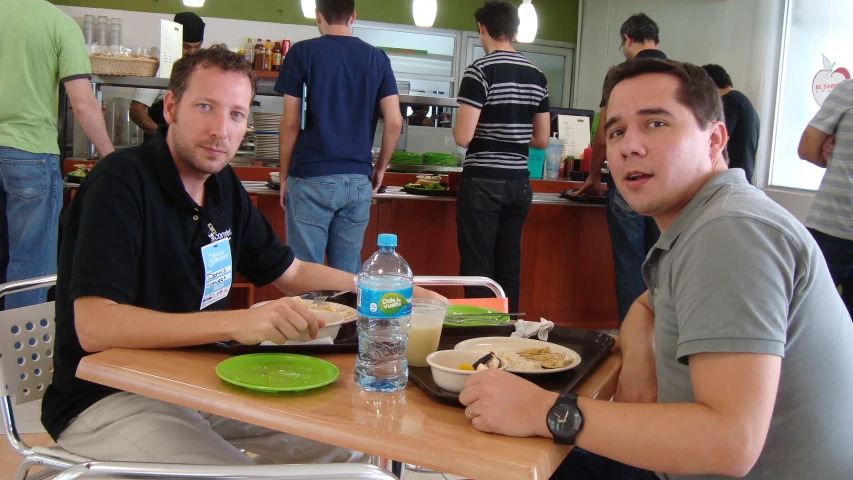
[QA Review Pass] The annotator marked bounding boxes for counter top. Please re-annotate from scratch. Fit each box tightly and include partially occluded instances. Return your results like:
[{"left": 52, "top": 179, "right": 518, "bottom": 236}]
[{"left": 64, "top": 181, "right": 601, "bottom": 207}]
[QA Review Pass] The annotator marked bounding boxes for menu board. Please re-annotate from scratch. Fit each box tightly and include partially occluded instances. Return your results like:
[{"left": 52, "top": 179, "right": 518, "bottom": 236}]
[
  {"left": 159, "top": 19, "right": 183, "bottom": 79},
  {"left": 557, "top": 115, "right": 591, "bottom": 158}
]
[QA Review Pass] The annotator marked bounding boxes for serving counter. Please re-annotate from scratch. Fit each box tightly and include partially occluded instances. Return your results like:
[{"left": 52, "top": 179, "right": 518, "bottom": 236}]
[{"left": 62, "top": 164, "right": 619, "bottom": 330}]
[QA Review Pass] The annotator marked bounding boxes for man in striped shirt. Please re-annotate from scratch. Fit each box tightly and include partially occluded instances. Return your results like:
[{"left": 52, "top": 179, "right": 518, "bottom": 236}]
[
  {"left": 799, "top": 78, "right": 853, "bottom": 316},
  {"left": 453, "top": 0, "right": 550, "bottom": 312}
]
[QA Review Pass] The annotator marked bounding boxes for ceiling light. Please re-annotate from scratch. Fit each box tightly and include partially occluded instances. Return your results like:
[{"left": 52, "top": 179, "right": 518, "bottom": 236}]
[
  {"left": 301, "top": 0, "right": 315, "bottom": 19},
  {"left": 517, "top": 0, "right": 538, "bottom": 43},
  {"left": 412, "top": 0, "right": 437, "bottom": 28},
  {"left": 182, "top": 0, "right": 204, "bottom": 6}
]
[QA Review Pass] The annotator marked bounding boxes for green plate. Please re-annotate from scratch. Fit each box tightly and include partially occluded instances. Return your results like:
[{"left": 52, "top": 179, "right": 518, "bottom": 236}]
[
  {"left": 215, "top": 353, "right": 339, "bottom": 392},
  {"left": 444, "top": 305, "right": 511, "bottom": 327}
]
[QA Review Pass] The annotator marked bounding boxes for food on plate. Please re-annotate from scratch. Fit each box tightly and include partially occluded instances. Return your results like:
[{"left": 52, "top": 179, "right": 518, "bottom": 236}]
[
  {"left": 405, "top": 182, "right": 447, "bottom": 191},
  {"left": 492, "top": 347, "right": 572, "bottom": 370},
  {"left": 67, "top": 163, "right": 93, "bottom": 179}
]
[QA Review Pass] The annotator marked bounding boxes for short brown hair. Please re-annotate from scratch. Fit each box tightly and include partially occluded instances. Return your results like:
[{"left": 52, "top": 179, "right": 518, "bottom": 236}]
[
  {"left": 317, "top": 0, "right": 354, "bottom": 25},
  {"left": 168, "top": 44, "right": 257, "bottom": 102},
  {"left": 603, "top": 59, "right": 723, "bottom": 131}
]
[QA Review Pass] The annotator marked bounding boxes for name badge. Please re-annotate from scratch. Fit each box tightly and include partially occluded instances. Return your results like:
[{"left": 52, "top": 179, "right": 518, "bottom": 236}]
[{"left": 200, "top": 238, "right": 232, "bottom": 310}]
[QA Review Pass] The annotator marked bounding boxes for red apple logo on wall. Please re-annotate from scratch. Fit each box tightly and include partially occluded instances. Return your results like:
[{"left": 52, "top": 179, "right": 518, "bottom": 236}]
[{"left": 813, "top": 53, "right": 850, "bottom": 106}]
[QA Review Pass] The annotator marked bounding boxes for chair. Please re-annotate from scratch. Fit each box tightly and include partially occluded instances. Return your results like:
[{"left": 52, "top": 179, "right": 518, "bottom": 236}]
[{"left": 0, "top": 276, "right": 397, "bottom": 480}]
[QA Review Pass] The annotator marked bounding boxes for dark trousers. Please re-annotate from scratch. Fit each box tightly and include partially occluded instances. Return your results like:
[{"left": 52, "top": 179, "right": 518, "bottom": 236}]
[
  {"left": 606, "top": 187, "right": 660, "bottom": 324},
  {"left": 456, "top": 176, "right": 532, "bottom": 313},
  {"left": 808, "top": 228, "right": 853, "bottom": 316},
  {"left": 551, "top": 448, "right": 658, "bottom": 480}
]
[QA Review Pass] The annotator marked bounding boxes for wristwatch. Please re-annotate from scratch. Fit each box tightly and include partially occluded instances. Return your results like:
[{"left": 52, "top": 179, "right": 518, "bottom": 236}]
[{"left": 546, "top": 393, "right": 584, "bottom": 445}]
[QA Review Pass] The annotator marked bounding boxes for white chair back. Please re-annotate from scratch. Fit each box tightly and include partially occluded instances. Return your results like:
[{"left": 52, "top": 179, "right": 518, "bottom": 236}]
[{"left": 0, "top": 301, "right": 56, "bottom": 405}]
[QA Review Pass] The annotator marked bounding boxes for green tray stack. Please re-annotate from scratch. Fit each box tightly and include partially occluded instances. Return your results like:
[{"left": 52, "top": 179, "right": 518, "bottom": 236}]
[
  {"left": 390, "top": 152, "right": 423, "bottom": 166},
  {"left": 422, "top": 152, "right": 458, "bottom": 167}
]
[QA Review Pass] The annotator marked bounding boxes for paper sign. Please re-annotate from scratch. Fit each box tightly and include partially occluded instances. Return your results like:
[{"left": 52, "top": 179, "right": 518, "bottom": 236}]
[
  {"left": 159, "top": 19, "right": 183, "bottom": 79},
  {"left": 557, "top": 115, "right": 591, "bottom": 159}
]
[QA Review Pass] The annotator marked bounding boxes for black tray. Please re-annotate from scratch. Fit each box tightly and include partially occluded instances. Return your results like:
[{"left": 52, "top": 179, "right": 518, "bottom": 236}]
[
  {"left": 409, "top": 325, "right": 615, "bottom": 407},
  {"left": 560, "top": 188, "right": 607, "bottom": 205}
]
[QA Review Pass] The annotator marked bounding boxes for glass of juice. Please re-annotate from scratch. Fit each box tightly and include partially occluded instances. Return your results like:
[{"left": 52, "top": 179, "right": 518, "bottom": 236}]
[{"left": 406, "top": 299, "right": 448, "bottom": 367}]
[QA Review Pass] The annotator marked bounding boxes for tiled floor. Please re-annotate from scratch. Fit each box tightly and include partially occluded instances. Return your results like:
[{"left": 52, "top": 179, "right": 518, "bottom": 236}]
[{"left": 1, "top": 401, "right": 467, "bottom": 479}]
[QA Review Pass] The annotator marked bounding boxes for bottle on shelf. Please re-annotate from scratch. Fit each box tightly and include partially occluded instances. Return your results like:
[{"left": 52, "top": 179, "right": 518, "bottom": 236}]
[
  {"left": 264, "top": 39, "right": 273, "bottom": 70},
  {"left": 272, "top": 41, "right": 282, "bottom": 71},
  {"left": 253, "top": 38, "right": 265, "bottom": 71},
  {"left": 244, "top": 37, "right": 255, "bottom": 66},
  {"left": 354, "top": 234, "right": 413, "bottom": 393}
]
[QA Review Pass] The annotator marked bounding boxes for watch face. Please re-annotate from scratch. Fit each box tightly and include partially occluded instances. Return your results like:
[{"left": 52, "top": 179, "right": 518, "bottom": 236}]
[{"left": 548, "top": 403, "right": 582, "bottom": 441}]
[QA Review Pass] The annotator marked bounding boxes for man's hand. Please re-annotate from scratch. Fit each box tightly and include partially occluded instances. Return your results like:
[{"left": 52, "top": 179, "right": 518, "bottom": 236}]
[
  {"left": 413, "top": 285, "right": 448, "bottom": 302},
  {"left": 234, "top": 297, "right": 324, "bottom": 345},
  {"left": 572, "top": 174, "right": 603, "bottom": 197},
  {"left": 278, "top": 174, "right": 287, "bottom": 210},
  {"left": 459, "top": 369, "right": 558, "bottom": 438},
  {"left": 372, "top": 168, "right": 385, "bottom": 195},
  {"left": 614, "top": 355, "right": 658, "bottom": 403},
  {"left": 821, "top": 134, "right": 836, "bottom": 164}
]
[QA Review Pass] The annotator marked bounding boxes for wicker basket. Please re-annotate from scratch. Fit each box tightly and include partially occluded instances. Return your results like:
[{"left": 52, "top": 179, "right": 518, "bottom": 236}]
[{"left": 89, "top": 55, "right": 159, "bottom": 77}]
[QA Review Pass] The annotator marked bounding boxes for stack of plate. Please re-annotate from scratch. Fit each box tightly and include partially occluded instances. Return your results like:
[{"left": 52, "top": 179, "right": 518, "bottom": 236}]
[
  {"left": 390, "top": 152, "right": 423, "bottom": 166},
  {"left": 252, "top": 112, "right": 281, "bottom": 160}
]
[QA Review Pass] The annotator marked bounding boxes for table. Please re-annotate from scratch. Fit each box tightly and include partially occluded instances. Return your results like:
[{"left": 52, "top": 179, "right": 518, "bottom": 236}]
[{"left": 77, "top": 343, "right": 621, "bottom": 479}]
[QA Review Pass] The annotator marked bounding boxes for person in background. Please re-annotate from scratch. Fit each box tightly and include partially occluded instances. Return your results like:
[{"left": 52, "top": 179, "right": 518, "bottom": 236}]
[
  {"left": 461, "top": 59, "right": 853, "bottom": 480},
  {"left": 702, "top": 64, "right": 760, "bottom": 183},
  {"left": 453, "top": 0, "right": 550, "bottom": 313},
  {"left": 408, "top": 105, "right": 435, "bottom": 127},
  {"left": 275, "top": 0, "right": 402, "bottom": 274},
  {"left": 798, "top": 78, "right": 853, "bottom": 317},
  {"left": 573, "top": 13, "right": 666, "bottom": 325},
  {"left": 41, "top": 45, "right": 442, "bottom": 464},
  {"left": 130, "top": 12, "right": 205, "bottom": 143},
  {"left": 0, "top": 0, "right": 114, "bottom": 310}
]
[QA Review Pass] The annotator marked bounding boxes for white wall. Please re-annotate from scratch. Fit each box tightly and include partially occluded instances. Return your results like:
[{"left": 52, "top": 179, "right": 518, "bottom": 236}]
[
  {"left": 574, "top": 0, "right": 808, "bottom": 218},
  {"left": 56, "top": 5, "right": 321, "bottom": 50}
]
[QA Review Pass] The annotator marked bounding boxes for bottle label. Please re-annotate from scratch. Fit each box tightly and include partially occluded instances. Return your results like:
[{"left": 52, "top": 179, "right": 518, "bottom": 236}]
[{"left": 357, "top": 286, "right": 413, "bottom": 319}]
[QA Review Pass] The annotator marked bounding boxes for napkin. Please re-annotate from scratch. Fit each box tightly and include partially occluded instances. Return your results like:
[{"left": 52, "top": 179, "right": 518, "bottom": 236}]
[
  {"left": 510, "top": 318, "right": 555, "bottom": 341},
  {"left": 260, "top": 337, "right": 335, "bottom": 347}
]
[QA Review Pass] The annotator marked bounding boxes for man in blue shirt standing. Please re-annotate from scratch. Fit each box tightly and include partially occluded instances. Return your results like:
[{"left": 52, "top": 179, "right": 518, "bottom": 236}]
[{"left": 275, "top": 0, "right": 402, "bottom": 274}]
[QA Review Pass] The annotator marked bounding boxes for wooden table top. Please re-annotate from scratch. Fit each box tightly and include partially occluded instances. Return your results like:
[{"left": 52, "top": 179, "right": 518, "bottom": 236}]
[{"left": 77, "top": 342, "right": 621, "bottom": 480}]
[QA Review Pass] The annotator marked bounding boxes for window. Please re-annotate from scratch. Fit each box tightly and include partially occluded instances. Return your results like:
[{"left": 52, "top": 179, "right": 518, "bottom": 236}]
[{"left": 769, "top": 0, "right": 853, "bottom": 190}]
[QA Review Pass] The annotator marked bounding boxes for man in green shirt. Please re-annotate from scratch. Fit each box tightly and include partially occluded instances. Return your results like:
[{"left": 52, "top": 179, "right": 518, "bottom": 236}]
[{"left": 0, "top": 0, "right": 113, "bottom": 309}]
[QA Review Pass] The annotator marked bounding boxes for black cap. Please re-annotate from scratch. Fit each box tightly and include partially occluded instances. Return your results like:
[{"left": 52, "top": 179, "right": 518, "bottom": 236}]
[{"left": 173, "top": 12, "right": 205, "bottom": 43}]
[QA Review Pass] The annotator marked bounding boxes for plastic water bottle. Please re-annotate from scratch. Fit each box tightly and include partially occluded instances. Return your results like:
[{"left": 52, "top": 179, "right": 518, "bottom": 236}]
[{"left": 355, "top": 234, "right": 413, "bottom": 392}]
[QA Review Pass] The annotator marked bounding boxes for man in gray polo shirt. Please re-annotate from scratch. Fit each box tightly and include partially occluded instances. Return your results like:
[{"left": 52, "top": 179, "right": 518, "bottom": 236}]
[
  {"left": 458, "top": 59, "right": 853, "bottom": 480},
  {"left": 798, "top": 78, "right": 853, "bottom": 316}
]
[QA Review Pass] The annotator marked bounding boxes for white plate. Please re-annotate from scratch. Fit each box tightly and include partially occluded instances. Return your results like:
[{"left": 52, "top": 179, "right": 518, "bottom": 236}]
[
  {"left": 454, "top": 337, "right": 581, "bottom": 374},
  {"left": 249, "top": 298, "right": 357, "bottom": 343}
]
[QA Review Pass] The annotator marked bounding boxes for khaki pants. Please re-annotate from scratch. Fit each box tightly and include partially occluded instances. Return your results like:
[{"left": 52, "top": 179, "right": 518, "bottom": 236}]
[{"left": 57, "top": 392, "right": 365, "bottom": 465}]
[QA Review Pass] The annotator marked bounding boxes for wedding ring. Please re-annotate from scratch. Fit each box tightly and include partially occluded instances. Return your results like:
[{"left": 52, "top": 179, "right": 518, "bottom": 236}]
[{"left": 466, "top": 404, "right": 474, "bottom": 417}]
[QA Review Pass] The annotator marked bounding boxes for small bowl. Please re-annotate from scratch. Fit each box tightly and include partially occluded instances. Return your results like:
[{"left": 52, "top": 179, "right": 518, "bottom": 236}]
[
  {"left": 269, "top": 172, "right": 281, "bottom": 185},
  {"left": 425, "top": 350, "right": 508, "bottom": 394}
]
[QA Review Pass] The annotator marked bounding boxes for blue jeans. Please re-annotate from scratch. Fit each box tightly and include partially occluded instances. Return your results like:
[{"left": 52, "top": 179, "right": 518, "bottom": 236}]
[
  {"left": 808, "top": 228, "right": 853, "bottom": 317},
  {"left": 284, "top": 174, "right": 372, "bottom": 274},
  {"left": 551, "top": 448, "right": 658, "bottom": 480},
  {"left": 0, "top": 147, "right": 62, "bottom": 309},
  {"left": 606, "top": 187, "right": 660, "bottom": 324}
]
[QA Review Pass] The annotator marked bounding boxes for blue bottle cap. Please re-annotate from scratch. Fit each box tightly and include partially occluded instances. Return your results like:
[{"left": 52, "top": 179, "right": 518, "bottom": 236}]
[{"left": 377, "top": 234, "right": 397, "bottom": 247}]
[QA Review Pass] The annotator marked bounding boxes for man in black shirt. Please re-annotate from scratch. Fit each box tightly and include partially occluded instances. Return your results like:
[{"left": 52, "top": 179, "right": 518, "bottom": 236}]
[
  {"left": 702, "top": 64, "right": 760, "bottom": 183},
  {"left": 453, "top": 0, "right": 550, "bottom": 313},
  {"left": 573, "top": 13, "right": 665, "bottom": 325},
  {"left": 41, "top": 45, "right": 441, "bottom": 465}
]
